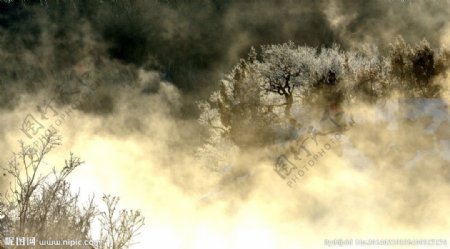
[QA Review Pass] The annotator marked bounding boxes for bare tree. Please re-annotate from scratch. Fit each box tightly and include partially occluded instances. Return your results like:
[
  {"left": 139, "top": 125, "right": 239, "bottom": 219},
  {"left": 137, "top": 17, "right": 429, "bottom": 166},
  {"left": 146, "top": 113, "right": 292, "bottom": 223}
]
[
  {"left": 1, "top": 131, "right": 145, "bottom": 249},
  {"left": 99, "top": 195, "right": 144, "bottom": 249},
  {"left": 3, "top": 130, "right": 63, "bottom": 235}
]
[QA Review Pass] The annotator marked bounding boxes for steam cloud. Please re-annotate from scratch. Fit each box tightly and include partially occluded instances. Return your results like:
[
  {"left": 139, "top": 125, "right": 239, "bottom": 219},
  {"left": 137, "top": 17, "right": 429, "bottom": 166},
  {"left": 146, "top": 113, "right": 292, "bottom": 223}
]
[{"left": 1, "top": 0, "right": 450, "bottom": 248}]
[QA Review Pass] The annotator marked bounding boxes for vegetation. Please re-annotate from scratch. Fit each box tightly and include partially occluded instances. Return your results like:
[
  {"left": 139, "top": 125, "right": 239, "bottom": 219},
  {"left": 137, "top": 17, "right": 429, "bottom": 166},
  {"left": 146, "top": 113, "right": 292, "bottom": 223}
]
[
  {"left": 197, "top": 38, "right": 450, "bottom": 170},
  {"left": 0, "top": 131, "right": 144, "bottom": 249}
]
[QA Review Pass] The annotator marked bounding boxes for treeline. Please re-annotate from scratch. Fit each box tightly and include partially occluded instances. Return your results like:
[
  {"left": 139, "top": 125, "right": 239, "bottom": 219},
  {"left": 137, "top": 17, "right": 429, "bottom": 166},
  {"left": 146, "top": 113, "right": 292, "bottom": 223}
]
[{"left": 198, "top": 38, "right": 450, "bottom": 151}]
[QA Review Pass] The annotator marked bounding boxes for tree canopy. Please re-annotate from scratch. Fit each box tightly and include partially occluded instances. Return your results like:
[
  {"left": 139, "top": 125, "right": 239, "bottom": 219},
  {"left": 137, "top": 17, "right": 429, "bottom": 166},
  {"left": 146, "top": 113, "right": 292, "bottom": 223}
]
[{"left": 197, "top": 38, "right": 450, "bottom": 171}]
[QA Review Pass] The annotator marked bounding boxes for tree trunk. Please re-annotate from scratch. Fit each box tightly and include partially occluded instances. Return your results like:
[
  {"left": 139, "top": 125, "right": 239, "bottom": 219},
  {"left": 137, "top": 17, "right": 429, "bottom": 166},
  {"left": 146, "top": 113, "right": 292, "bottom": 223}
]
[{"left": 285, "top": 94, "right": 293, "bottom": 118}]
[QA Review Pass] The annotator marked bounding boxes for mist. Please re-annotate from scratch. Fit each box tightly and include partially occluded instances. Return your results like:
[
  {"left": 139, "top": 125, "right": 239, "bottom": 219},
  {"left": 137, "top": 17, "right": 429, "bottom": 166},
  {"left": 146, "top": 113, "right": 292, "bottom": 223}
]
[{"left": 1, "top": 0, "right": 450, "bottom": 248}]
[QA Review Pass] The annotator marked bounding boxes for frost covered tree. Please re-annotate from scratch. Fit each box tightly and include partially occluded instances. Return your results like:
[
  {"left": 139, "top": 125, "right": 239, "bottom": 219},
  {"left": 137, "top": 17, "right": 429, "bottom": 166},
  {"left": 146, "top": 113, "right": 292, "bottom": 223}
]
[{"left": 197, "top": 38, "right": 449, "bottom": 170}]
